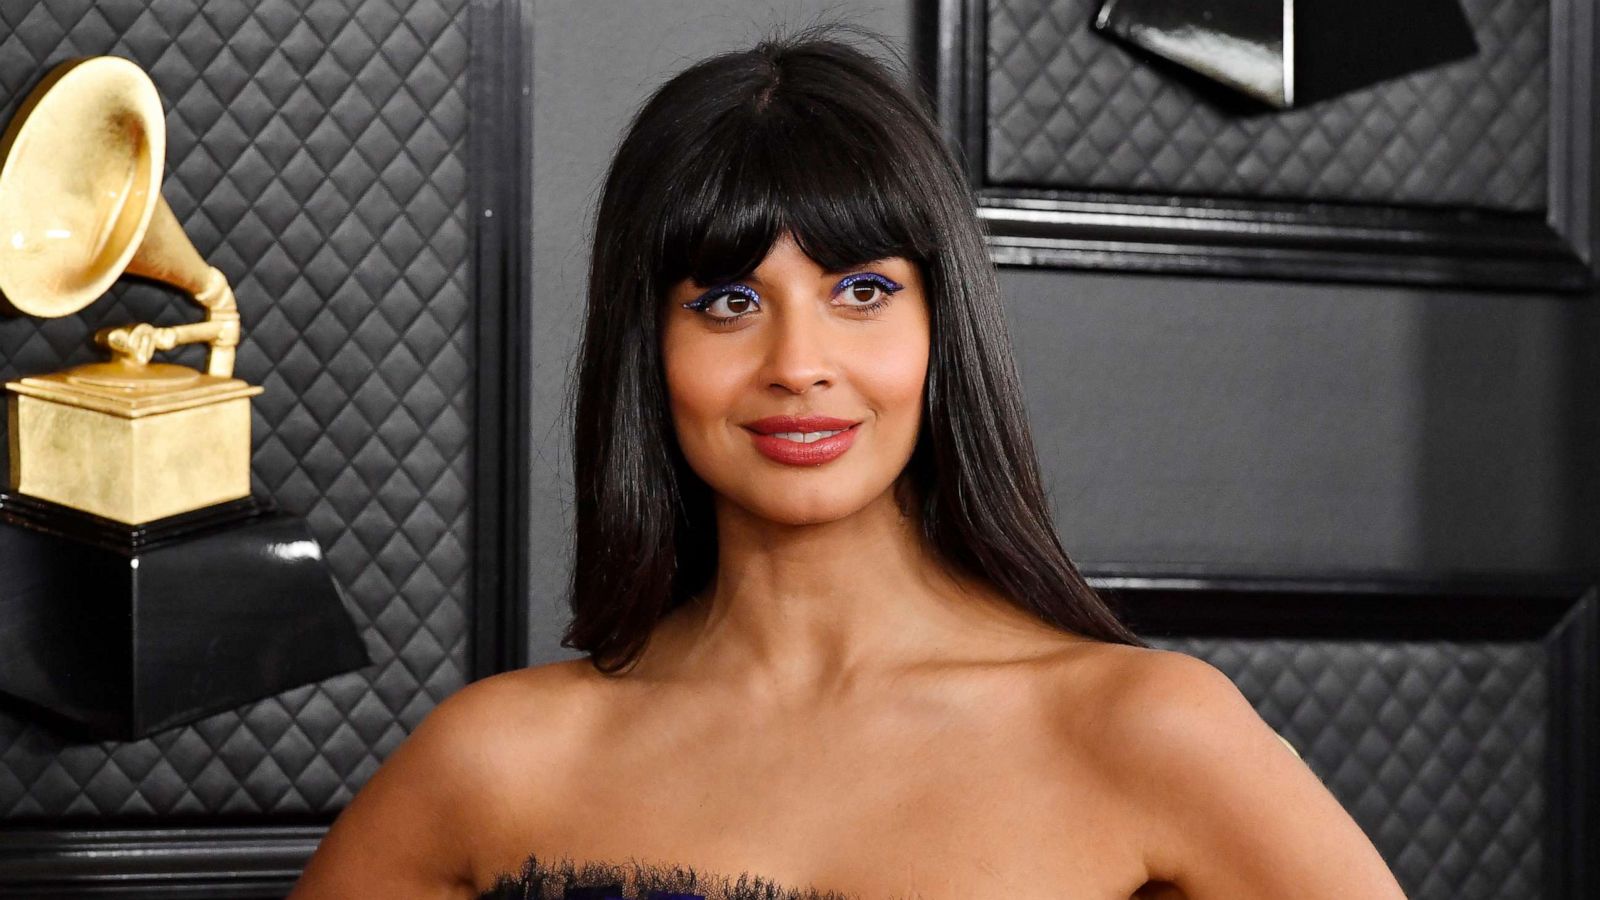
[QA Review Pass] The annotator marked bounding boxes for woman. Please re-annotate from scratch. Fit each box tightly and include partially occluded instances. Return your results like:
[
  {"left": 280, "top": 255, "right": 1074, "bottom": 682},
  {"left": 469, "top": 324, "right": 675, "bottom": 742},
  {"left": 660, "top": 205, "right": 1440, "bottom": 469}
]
[{"left": 290, "top": 28, "right": 1407, "bottom": 900}]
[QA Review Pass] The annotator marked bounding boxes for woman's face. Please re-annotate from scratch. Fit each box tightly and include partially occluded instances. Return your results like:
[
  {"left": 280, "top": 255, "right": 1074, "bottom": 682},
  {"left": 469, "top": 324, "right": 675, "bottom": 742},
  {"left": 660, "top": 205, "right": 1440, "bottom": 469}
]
[{"left": 661, "top": 233, "right": 930, "bottom": 526}]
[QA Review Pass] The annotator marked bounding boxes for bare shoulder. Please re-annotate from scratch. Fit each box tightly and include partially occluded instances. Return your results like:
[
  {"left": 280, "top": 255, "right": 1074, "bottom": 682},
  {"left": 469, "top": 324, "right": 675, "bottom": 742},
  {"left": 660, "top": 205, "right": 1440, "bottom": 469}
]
[
  {"left": 288, "top": 657, "right": 604, "bottom": 899},
  {"left": 376, "top": 656, "right": 606, "bottom": 793},
  {"left": 1027, "top": 642, "right": 1251, "bottom": 766},
  {"left": 1070, "top": 643, "right": 1261, "bottom": 741},
  {"left": 427, "top": 656, "right": 603, "bottom": 744},
  {"left": 1055, "top": 644, "right": 1406, "bottom": 899}
]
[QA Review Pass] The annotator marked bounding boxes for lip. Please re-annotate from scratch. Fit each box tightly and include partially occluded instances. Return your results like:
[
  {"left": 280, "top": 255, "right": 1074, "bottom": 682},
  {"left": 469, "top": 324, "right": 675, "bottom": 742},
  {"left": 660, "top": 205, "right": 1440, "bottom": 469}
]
[
  {"left": 742, "top": 416, "right": 862, "bottom": 467},
  {"left": 742, "top": 415, "right": 861, "bottom": 435}
]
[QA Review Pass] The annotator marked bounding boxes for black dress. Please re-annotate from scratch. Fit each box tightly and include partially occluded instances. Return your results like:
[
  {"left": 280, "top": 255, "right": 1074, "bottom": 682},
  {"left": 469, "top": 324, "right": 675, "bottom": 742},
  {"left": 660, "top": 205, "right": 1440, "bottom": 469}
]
[{"left": 476, "top": 851, "right": 858, "bottom": 900}]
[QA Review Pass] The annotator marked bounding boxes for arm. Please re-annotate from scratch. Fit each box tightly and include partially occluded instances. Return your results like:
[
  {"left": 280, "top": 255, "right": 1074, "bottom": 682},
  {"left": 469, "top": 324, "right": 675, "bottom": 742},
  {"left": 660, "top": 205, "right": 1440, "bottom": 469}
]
[{"left": 1101, "top": 650, "right": 1408, "bottom": 899}]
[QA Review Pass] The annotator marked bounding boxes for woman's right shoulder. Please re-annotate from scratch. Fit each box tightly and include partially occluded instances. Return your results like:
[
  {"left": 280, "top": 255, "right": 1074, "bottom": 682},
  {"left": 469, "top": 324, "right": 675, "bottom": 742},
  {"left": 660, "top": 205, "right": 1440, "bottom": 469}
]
[
  {"left": 287, "top": 657, "right": 607, "bottom": 899},
  {"left": 412, "top": 657, "right": 609, "bottom": 771},
  {"left": 432, "top": 657, "right": 603, "bottom": 724}
]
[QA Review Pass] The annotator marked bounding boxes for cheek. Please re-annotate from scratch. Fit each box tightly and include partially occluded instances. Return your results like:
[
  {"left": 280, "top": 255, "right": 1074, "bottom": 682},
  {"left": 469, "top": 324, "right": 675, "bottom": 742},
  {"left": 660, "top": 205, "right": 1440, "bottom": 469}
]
[
  {"left": 859, "top": 325, "right": 930, "bottom": 433},
  {"left": 873, "top": 342, "right": 928, "bottom": 408},
  {"left": 661, "top": 326, "right": 743, "bottom": 438}
]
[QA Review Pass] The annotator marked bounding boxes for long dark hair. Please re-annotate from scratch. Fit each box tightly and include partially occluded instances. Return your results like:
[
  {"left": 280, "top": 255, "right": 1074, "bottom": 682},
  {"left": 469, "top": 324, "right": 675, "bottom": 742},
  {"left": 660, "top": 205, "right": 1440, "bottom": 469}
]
[{"left": 566, "top": 27, "right": 1145, "bottom": 672}]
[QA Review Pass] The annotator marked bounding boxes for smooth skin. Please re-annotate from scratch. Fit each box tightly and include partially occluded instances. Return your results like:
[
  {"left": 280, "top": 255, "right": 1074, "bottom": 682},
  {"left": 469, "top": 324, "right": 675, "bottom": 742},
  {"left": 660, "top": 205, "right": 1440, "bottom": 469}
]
[{"left": 290, "top": 234, "right": 1408, "bottom": 899}]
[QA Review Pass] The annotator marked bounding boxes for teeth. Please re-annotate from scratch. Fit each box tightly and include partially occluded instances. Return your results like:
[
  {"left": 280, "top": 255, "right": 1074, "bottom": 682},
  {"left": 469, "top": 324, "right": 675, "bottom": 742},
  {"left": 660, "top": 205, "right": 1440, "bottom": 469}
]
[{"left": 772, "top": 429, "right": 843, "bottom": 443}]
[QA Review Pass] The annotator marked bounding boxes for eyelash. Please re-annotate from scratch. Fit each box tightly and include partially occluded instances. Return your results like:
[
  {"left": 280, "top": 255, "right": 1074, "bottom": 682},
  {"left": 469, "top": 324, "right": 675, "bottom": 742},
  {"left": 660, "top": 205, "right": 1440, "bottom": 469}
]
[{"left": 682, "top": 273, "right": 904, "bottom": 327}]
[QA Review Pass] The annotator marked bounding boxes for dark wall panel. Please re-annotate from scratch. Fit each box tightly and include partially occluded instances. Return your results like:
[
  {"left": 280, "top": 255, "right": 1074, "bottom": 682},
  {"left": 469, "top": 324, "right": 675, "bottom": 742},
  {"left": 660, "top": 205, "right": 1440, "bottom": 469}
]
[
  {"left": 0, "top": 0, "right": 471, "bottom": 819},
  {"left": 1002, "top": 266, "right": 1598, "bottom": 573}
]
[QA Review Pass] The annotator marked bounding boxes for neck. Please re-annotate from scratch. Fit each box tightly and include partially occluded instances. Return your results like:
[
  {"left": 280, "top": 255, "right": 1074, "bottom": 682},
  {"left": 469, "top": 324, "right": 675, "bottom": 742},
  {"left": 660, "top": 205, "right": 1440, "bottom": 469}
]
[{"left": 660, "top": 481, "right": 1029, "bottom": 701}]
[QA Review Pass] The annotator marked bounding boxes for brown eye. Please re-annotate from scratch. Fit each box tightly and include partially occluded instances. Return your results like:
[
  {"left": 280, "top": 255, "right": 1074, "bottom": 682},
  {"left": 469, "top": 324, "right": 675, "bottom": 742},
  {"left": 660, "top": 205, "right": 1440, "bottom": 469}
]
[
  {"left": 830, "top": 273, "right": 903, "bottom": 312},
  {"left": 688, "top": 288, "right": 760, "bottom": 322}
]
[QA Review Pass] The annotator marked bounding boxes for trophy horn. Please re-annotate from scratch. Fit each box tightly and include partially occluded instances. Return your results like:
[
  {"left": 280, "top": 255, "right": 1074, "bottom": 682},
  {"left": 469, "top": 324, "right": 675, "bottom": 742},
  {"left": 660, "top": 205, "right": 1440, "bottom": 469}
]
[{"left": 0, "top": 56, "right": 239, "bottom": 379}]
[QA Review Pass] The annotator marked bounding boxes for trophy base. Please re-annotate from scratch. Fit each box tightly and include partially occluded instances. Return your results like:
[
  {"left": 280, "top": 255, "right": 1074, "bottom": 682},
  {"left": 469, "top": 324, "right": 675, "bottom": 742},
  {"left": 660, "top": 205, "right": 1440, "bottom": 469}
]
[
  {"left": 0, "top": 492, "right": 371, "bottom": 740},
  {"left": 6, "top": 373, "right": 262, "bottom": 524}
]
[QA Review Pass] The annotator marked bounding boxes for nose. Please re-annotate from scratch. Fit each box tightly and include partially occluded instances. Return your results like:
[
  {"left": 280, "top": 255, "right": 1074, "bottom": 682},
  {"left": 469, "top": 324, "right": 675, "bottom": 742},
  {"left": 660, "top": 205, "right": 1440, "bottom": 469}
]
[{"left": 760, "top": 298, "right": 834, "bottom": 394}]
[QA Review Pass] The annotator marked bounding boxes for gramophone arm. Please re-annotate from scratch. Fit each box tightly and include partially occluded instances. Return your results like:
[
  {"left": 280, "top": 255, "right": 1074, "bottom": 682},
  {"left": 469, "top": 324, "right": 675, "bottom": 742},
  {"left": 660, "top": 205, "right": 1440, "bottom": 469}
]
[{"left": 93, "top": 266, "right": 241, "bottom": 377}]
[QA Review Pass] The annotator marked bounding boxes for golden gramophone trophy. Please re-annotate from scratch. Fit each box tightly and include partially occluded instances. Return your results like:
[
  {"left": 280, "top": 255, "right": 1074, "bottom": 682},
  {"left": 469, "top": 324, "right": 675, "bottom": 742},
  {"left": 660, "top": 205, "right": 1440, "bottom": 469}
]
[{"left": 0, "top": 57, "right": 368, "bottom": 739}]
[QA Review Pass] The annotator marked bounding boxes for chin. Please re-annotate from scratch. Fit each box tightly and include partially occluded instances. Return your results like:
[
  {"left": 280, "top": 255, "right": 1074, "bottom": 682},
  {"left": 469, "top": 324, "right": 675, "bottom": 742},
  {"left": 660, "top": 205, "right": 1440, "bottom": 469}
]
[{"left": 729, "top": 482, "right": 884, "bottom": 526}]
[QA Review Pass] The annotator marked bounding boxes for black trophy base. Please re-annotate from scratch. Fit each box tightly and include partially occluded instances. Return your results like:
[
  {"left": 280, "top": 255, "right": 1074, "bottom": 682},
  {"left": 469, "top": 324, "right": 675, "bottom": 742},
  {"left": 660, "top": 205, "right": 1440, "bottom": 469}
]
[{"left": 0, "top": 492, "right": 371, "bottom": 740}]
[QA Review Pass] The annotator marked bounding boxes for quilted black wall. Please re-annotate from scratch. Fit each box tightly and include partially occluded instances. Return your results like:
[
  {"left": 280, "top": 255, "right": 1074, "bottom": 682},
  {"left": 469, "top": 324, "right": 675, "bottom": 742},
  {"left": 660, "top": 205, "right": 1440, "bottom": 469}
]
[
  {"left": 1110, "top": 571, "right": 1598, "bottom": 900},
  {"left": 1157, "top": 635, "right": 1547, "bottom": 896},
  {"left": 0, "top": 0, "right": 472, "bottom": 826},
  {"left": 985, "top": 0, "right": 1548, "bottom": 209}
]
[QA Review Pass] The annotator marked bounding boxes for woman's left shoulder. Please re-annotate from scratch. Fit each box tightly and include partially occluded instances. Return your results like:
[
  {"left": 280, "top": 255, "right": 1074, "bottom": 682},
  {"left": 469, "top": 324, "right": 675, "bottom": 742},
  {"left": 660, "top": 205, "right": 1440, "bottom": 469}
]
[
  {"left": 1058, "top": 643, "right": 1252, "bottom": 729},
  {"left": 1033, "top": 642, "right": 1291, "bottom": 797},
  {"left": 1030, "top": 637, "right": 1241, "bottom": 714},
  {"left": 1026, "top": 642, "right": 1259, "bottom": 755},
  {"left": 1038, "top": 643, "right": 1407, "bottom": 898}
]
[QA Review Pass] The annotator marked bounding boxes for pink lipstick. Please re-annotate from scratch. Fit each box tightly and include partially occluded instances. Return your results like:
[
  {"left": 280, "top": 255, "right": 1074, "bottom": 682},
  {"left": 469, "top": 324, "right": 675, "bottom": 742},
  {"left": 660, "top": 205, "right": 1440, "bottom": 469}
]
[{"left": 742, "top": 415, "right": 862, "bottom": 466}]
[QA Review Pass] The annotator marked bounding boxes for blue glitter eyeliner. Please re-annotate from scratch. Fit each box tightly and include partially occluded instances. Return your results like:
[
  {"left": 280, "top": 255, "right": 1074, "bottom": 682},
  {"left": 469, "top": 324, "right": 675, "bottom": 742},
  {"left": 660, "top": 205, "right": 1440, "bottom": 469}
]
[
  {"left": 681, "top": 271, "right": 904, "bottom": 325},
  {"left": 833, "top": 272, "right": 903, "bottom": 298},
  {"left": 681, "top": 282, "right": 759, "bottom": 313}
]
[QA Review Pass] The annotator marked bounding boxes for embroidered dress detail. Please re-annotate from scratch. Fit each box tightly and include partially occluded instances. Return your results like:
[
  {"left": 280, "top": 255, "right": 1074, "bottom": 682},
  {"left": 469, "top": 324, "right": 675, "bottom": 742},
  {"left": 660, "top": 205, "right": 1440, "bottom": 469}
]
[{"left": 477, "top": 851, "right": 857, "bottom": 900}]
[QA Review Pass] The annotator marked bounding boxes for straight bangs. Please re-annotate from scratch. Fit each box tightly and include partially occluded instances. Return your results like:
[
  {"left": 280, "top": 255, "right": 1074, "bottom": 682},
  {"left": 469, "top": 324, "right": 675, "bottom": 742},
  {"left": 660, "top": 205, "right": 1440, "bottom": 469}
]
[{"left": 653, "top": 94, "right": 941, "bottom": 293}]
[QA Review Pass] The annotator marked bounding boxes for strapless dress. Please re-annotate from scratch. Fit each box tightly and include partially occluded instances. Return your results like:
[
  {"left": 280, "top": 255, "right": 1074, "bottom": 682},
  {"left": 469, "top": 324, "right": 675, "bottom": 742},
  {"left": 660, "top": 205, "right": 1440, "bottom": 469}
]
[{"left": 477, "top": 851, "right": 856, "bottom": 900}]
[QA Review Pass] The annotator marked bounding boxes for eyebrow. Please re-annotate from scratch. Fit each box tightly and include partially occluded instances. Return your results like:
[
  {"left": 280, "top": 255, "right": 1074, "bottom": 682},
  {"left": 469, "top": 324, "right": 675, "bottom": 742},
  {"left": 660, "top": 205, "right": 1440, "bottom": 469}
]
[{"left": 822, "top": 256, "right": 896, "bottom": 276}]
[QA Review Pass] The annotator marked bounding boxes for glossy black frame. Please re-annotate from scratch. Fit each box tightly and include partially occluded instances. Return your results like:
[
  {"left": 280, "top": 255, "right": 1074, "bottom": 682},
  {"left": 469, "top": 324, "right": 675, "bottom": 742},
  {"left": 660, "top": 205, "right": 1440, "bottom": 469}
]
[
  {"left": 934, "top": 0, "right": 1599, "bottom": 291},
  {"left": 0, "top": 0, "right": 535, "bottom": 894}
]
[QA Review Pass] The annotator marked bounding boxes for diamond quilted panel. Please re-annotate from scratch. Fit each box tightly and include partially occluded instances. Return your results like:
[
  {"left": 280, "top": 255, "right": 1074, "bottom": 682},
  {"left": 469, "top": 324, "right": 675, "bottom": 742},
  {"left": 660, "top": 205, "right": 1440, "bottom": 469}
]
[
  {"left": 1152, "top": 637, "right": 1546, "bottom": 900},
  {"left": 0, "top": 0, "right": 471, "bottom": 819},
  {"left": 987, "top": 0, "right": 1548, "bottom": 210}
]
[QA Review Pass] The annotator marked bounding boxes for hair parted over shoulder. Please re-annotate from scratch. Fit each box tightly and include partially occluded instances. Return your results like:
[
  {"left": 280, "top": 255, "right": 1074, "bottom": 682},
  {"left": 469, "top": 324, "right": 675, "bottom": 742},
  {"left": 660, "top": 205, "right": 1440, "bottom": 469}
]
[{"left": 565, "top": 25, "right": 1146, "bottom": 672}]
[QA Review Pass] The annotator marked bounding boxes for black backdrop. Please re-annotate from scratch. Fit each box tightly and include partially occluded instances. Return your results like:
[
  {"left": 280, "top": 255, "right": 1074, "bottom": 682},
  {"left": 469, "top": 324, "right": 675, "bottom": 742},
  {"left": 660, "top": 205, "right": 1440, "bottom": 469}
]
[{"left": 2, "top": 1, "right": 1596, "bottom": 898}]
